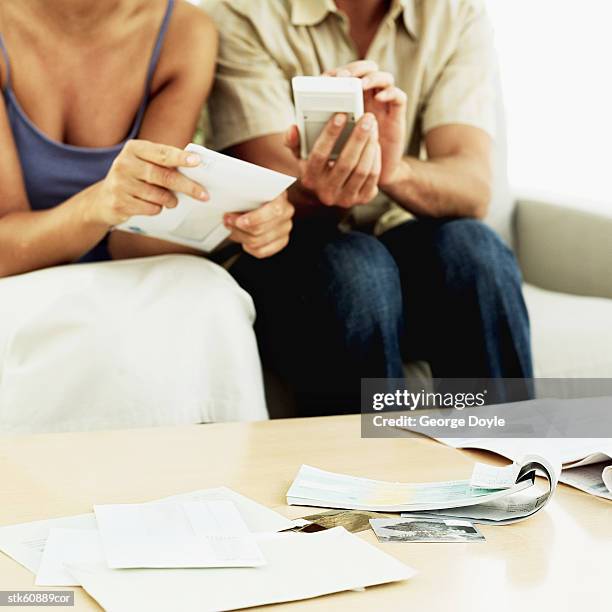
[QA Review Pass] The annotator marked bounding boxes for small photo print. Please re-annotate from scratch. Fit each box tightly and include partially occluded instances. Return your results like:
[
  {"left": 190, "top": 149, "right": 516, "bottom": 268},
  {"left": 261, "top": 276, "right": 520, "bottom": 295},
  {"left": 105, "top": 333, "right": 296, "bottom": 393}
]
[{"left": 369, "top": 518, "right": 485, "bottom": 543}]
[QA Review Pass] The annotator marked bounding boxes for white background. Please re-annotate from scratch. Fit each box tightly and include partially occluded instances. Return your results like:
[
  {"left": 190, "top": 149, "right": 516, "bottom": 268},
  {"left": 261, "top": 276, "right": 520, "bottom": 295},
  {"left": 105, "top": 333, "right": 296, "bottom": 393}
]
[{"left": 488, "top": 0, "right": 612, "bottom": 211}]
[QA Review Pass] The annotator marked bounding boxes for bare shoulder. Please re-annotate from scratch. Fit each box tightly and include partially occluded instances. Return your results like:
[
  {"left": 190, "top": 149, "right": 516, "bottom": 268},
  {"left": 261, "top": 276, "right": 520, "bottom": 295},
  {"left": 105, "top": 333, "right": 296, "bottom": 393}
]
[
  {"left": 153, "top": 0, "right": 217, "bottom": 90},
  {"left": 170, "top": 0, "right": 218, "bottom": 52}
]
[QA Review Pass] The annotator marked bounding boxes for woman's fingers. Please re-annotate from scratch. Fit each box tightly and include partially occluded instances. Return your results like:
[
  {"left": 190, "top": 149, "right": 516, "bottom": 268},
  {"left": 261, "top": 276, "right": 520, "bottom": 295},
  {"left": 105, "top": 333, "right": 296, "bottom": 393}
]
[
  {"left": 227, "top": 219, "right": 293, "bottom": 251},
  {"left": 128, "top": 178, "right": 178, "bottom": 208},
  {"left": 246, "top": 236, "right": 290, "bottom": 259},
  {"left": 122, "top": 194, "right": 163, "bottom": 218},
  {"left": 126, "top": 140, "right": 201, "bottom": 168},
  {"left": 229, "top": 196, "right": 294, "bottom": 235},
  {"left": 226, "top": 212, "right": 293, "bottom": 243},
  {"left": 131, "top": 158, "right": 208, "bottom": 201},
  {"left": 113, "top": 141, "right": 208, "bottom": 201},
  {"left": 100, "top": 140, "right": 207, "bottom": 226},
  {"left": 224, "top": 195, "right": 294, "bottom": 258}
]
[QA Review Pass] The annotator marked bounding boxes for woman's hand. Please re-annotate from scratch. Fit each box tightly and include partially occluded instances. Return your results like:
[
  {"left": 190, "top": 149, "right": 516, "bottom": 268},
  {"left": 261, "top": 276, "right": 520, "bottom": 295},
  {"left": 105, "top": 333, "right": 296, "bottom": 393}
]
[
  {"left": 224, "top": 193, "right": 294, "bottom": 259},
  {"left": 325, "top": 62, "right": 407, "bottom": 185},
  {"left": 91, "top": 140, "right": 208, "bottom": 227}
]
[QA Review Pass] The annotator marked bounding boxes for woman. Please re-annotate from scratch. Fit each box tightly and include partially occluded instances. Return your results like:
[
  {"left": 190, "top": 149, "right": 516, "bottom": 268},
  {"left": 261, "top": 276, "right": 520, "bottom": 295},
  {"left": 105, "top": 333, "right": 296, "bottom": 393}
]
[{"left": 0, "top": 0, "right": 294, "bottom": 432}]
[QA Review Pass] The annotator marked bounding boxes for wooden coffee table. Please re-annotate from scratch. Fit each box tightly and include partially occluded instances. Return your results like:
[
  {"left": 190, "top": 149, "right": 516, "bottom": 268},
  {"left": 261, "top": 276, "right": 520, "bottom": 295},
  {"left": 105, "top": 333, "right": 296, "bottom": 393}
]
[{"left": 0, "top": 415, "right": 609, "bottom": 611}]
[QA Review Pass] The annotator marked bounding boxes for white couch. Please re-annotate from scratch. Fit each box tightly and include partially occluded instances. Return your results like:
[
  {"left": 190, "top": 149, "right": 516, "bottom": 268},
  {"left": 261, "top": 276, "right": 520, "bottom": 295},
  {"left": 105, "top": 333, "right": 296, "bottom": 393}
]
[{"left": 517, "top": 199, "right": 612, "bottom": 378}]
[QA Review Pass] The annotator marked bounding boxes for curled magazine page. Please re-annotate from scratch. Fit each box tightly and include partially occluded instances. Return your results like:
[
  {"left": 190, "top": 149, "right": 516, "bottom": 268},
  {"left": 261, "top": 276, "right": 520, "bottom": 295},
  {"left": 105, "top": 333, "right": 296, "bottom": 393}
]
[
  {"left": 559, "top": 461, "right": 612, "bottom": 500},
  {"left": 604, "top": 465, "right": 612, "bottom": 493},
  {"left": 401, "top": 454, "right": 560, "bottom": 525}
]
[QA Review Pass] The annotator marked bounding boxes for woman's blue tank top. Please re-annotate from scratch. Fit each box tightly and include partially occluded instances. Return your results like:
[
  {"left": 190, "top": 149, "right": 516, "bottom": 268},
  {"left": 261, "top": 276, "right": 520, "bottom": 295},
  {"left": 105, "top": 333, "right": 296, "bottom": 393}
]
[{"left": 0, "top": 0, "right": 175, "bottom": 262}]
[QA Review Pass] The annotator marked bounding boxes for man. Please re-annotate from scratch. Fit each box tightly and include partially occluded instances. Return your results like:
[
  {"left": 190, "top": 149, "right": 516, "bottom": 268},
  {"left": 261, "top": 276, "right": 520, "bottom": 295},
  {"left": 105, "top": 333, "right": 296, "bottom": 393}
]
[{"left": 205, "top": 0, "right": 533, "bottom": 415}]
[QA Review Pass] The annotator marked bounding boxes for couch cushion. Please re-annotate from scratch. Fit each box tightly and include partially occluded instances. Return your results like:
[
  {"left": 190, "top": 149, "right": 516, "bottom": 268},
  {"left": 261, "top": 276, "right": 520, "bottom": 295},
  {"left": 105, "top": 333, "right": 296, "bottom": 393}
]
[
  {"left": 524, "top": 283, "right": 612, "bottom": 378},
  {"left": 0, "top": 255, "right": 268, "bottom": 434}
]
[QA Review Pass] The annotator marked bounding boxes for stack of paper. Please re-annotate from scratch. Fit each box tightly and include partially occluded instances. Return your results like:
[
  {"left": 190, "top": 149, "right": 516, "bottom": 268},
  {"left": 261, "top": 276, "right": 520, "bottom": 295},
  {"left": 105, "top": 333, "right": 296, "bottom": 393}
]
[
  {"left": 287, "top": 455, "right": 558, "bottom": 525},
  {"left": 0, "top": 487, "right": 292, "bottom": 582},
  {"left": 0, "top": 487, "right": 415, "bottom": 610}
]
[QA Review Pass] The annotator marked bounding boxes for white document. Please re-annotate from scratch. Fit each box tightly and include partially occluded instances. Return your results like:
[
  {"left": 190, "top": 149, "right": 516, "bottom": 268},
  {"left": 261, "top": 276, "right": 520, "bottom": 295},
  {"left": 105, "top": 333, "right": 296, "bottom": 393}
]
[
  {"left": 116, "top": 144, "right": 296, "bottom": 252},
  {"left": 66, "top": 528, "right": 416, "bottom": 612},
  {"left": 0, "top": 487, "right": 293, "bottom": 575},
  {"left": 94, "top": 500, "right": 264, "bottom": 569},
  {"left": 0, "top": 513, "right": 95, "bottom": 577},
  {"left": 35, "top": 529, "right": 104, "bottom": 587}
]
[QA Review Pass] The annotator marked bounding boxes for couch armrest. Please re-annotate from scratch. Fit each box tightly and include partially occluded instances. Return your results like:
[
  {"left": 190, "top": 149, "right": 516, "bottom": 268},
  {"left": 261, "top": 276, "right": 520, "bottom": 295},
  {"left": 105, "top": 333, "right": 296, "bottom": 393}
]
[{"left": 515, "top": 199, "right": 612, "bottom": 299}]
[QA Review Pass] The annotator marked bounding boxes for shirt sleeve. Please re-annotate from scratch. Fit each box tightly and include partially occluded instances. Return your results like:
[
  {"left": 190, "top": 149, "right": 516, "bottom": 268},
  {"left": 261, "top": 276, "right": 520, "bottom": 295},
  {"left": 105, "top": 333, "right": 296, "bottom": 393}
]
[
  {"left": 422, "top": 1, "right": 497, "bottom": 138},
  {"left": 205, "top": 1, "right": 295, "bottom": 151}
]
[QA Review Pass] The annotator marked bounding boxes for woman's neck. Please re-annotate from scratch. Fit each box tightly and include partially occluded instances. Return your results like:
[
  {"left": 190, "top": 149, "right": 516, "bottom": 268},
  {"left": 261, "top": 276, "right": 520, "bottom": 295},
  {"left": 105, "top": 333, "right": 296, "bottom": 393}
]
[{"left": 18, "top": 0, "right": 138, "bottom": 36}]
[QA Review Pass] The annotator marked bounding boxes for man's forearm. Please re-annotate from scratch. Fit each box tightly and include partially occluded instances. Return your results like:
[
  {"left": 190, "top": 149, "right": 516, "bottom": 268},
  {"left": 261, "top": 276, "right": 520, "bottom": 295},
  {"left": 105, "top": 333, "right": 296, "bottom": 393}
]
[{"left": 380, "top": 154, "right": 492, "bottom": 219}]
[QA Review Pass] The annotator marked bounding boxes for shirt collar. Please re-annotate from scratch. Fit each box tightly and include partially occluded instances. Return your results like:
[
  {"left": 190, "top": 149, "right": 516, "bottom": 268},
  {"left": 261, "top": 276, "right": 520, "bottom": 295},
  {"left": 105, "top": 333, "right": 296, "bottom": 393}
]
[
  {"left": 290, "top": 0, "right": 337, "bottom": 26},
  {"left": 392, "top": 0, "right": 419, "bottom": 40},
  {"left": 290, "top": 0, "right": 418, "bottom": 40}
]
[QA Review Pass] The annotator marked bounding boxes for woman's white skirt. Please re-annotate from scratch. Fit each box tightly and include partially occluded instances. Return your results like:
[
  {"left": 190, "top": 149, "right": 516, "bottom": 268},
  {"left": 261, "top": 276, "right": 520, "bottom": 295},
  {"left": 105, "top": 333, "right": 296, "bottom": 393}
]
[{"left": 0, "top": 255, "right": 268, "bottom": 434}]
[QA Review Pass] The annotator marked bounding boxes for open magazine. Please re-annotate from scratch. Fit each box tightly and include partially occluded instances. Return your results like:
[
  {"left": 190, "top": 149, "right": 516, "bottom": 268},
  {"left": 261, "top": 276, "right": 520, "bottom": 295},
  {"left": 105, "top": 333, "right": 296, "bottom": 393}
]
[
  {"left": 287, "top": 456, "right": 559, "bottom": 525},
  {"left": 434, "top": 437, "right": 612, "bottom": 502},
  {"left": 391, "top": 396, "right": 612, "bottom": 502}
]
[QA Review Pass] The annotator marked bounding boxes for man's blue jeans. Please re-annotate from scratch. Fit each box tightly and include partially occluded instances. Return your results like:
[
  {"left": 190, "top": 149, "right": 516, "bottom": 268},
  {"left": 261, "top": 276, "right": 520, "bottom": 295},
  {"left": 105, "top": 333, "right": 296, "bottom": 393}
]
[{"left": 230, "top": 217, "right": 533, "bottom": 416}]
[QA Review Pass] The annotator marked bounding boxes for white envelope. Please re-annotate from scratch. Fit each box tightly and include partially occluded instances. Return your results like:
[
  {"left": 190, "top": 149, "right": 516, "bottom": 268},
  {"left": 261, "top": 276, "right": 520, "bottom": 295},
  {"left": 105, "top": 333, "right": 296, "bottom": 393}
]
[
  {"left": 116, "top": 144, "right": 296, "bottom": 252},
  {"left": 94, "top": 500, "right": 265, "bottom": 569},
  {"left": 66, "top": 528, "right": 416, "bottom": 612}
]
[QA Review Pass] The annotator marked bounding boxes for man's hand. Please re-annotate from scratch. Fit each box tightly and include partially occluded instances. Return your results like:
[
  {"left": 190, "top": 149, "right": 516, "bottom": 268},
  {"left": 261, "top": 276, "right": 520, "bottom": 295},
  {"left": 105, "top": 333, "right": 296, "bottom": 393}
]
[
  {"left": 326, "top": 61, "right": 407, "bottom": 186},
  {"left": 285, "top": 112, "right": 381, "bottom": 208},
  {"left": 224, "top": 193, "right": 294, "bottom": 259}
]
